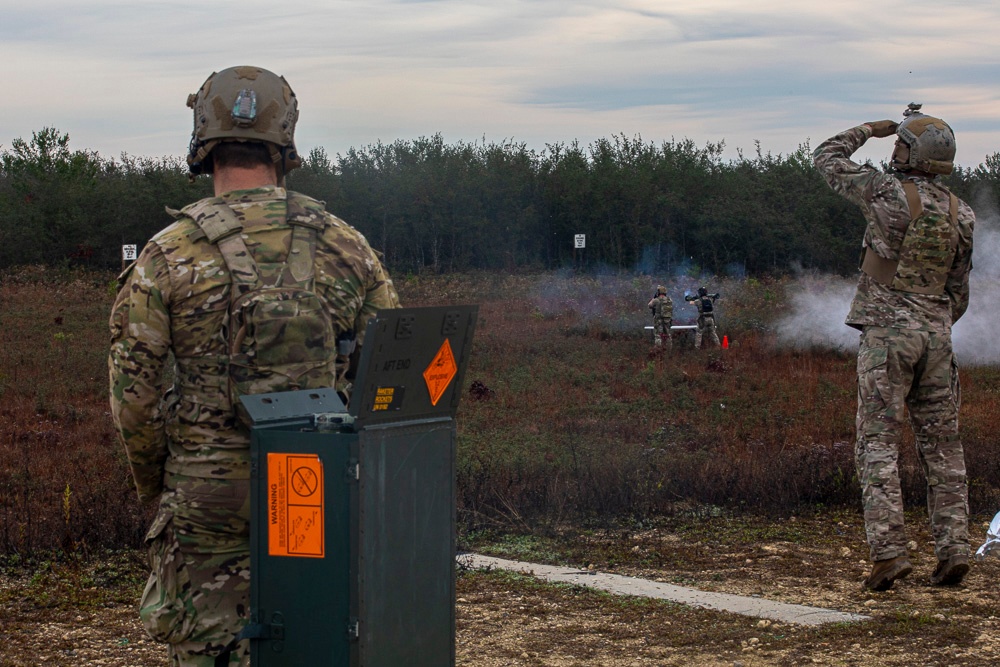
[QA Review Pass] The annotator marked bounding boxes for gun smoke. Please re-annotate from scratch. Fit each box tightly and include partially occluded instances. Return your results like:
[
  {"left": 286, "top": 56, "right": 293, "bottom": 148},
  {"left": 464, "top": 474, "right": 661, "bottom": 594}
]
[{"left": 775, "top": 213, "right": 1000, "bottom": 366}]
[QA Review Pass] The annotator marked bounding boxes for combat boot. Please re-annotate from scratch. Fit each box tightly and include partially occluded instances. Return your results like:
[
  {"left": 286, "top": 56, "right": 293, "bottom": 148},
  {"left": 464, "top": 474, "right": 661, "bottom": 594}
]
[
  {"left": 863, "top": 556, "right": 912, "bottom": 591},
  {"left": 930, "top": 554, "right": 969, "bottom": 586}
]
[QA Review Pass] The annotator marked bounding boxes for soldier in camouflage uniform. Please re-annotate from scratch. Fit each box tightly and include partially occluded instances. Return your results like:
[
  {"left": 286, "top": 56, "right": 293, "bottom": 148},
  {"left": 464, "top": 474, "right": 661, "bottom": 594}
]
[
  {"left": 647, "top": 285, "right": 673, "bottom": 349},
  {"left": 814, "top": 104, "right": 974, "bottom": 592},
  {"left": 686, "top": 286, "right": 721, "bottom": 348},
  {"left": 108, "top": 66, "right": 399, "bottom": 665}
]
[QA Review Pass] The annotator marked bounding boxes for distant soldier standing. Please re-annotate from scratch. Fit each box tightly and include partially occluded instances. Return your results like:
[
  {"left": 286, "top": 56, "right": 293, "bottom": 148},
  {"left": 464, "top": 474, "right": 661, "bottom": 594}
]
[
  {"left": 647, "top": 285, "right": 673, "bottom": 349},
  {"left": 108, "top": 66, "right": 398, "bottom": 665},
  {"left": 686, "top": 286, "right": 720, "bottom": 348},
  {"left": 814, "top": 104, "right": 974, "bottom": 592}
]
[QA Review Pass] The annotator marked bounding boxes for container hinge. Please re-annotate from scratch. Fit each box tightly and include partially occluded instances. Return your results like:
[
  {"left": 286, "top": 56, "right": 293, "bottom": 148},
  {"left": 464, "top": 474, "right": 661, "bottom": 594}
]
[
  {"left": 347, "top": 618, "right": 360, "bottom": 641},
  {"left": 346, "top": 460, "right": 360, "bottom": 482},
  {"left": 240, "top": 613, "right": 284, "bottom": 641}
]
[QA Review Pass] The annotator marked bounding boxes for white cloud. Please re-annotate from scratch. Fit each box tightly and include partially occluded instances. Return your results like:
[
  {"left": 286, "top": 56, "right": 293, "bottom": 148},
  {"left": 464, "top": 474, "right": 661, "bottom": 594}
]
[{"left": 1, "top": 0, "right": 999, "bottom": 167}]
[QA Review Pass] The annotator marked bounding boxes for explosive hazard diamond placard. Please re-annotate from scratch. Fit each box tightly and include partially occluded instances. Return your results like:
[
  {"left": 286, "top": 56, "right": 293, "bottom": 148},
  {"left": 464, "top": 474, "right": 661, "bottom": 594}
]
[{"left": 423, "top": 338, "right": 457, "bottom": 406}]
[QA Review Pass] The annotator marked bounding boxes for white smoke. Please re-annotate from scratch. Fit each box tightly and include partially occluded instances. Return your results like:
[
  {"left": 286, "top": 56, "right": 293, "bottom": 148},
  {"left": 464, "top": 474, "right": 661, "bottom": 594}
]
[
  {"left": 775, "top": 212, "right": 1000, "bottom": 366},
  {"left": 773, "top": 275, "right": 859, "bottom": 352},
  {"left": 953, "top": 214, "right": 1000, "bottom": 366}
]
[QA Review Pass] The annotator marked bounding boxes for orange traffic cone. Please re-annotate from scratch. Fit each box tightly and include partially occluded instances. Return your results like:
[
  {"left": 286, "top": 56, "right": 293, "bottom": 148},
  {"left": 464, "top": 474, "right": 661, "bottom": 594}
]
[{"left": 722, "top": 335, "right": 729, "bottom": 349}]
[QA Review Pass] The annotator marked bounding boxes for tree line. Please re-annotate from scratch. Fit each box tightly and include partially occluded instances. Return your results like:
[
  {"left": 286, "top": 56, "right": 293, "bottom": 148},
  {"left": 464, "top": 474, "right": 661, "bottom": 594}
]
[{"left": 2, "top": 127, "right": 998, "bottom": 276}]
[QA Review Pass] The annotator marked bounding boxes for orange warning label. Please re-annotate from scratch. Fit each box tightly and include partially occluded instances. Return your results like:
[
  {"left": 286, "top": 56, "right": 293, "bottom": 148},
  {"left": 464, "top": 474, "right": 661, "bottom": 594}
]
[
  {"left": 423, "top": 338, "right": 458, "bottom": 406},
  {"left": 267, "top": 453, "right": 324, "bottom": 558}
]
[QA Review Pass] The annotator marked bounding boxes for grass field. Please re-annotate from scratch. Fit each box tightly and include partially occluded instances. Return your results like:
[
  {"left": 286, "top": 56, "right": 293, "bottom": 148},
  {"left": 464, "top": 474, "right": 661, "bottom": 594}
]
[
  {"left": 2, "top": 267, "right": 1000, "bottom": 665},
  {"left": 2, "top": 267, "right": 1000, "bottom": 553}
]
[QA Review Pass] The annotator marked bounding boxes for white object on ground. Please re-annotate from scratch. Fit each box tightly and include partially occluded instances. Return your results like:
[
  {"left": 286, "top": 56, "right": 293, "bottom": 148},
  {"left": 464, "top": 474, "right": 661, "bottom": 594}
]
[
  {"left": 976, "top": 510, "right": 1000, "bottom": 561},
  {"left": 458, "top": 553, "right": 869, "bottom": 626},
  {"left": 644, "top": 325, "right": 698, "bottom": 330}
]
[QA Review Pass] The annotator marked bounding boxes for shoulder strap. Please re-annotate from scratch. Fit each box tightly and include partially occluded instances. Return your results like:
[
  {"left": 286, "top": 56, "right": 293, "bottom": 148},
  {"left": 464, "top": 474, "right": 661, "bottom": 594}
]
[
  {"left": 901, "top": 180, "right": 922, "bottom": 222},
  {"left": 280, "top": 192, "right": 327, "bottom": 286},
  {"left": 862, "top": 180, "right": 962, "bottom": 290},
  {"left": 924, "top": 180, "right": 961, "bottom": 246},
  {"left": 184, "top": 197, "right": 259, "bottom": 288},
  {"left": 904, "top": 179, "right": 958, "bottom": 228},
  {"left": 861, "top": 180, "right": 928, "bottom": 284},
  {"left": 184, "top": 192, "right": 329, "bottom": 289}
]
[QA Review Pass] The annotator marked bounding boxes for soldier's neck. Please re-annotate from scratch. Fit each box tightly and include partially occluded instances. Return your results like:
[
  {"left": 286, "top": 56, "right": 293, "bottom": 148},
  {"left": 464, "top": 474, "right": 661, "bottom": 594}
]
[{"left": 213, "top": 164, "right": 280, "bottom": 196}]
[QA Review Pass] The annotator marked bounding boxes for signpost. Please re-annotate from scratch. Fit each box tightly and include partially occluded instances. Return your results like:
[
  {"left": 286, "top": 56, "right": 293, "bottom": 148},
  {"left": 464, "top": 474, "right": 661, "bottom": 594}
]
[
  {"left": 121, "top": 244, "right": 137, "bottom": 272},
  {"left": 573, "top": 234, "right": 585, "bottom": 270}
]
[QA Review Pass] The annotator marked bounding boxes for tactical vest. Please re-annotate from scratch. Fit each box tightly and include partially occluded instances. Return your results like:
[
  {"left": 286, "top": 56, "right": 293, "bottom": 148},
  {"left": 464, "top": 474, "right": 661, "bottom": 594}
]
[
  {"left": 182, "top": 193, "right": 337, "bottom": 424},
  {"left": 653, "top": 296, "right": 671, "bottom": 319},
  {"left": 861, "top": 180, "right": 959, "bottom": 296}
]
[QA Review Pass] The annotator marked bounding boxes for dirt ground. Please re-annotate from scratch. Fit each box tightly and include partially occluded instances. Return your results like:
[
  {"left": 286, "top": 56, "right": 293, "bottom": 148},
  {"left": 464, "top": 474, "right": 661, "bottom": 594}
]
[{"left": 2, "top": 512, "right": 999, "bottom": 666}]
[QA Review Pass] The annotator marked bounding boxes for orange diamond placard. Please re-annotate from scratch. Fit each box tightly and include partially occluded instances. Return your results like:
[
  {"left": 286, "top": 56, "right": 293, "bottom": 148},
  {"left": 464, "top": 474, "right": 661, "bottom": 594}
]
[{"left": 423, "top": 338, "right": 458, "bottom": 406}]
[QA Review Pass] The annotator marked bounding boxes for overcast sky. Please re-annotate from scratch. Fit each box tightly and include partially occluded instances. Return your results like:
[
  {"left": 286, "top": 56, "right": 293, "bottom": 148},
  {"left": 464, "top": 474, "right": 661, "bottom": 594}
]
[{"left": 4, "top": 0, "right": 1000, "bottom": 168}]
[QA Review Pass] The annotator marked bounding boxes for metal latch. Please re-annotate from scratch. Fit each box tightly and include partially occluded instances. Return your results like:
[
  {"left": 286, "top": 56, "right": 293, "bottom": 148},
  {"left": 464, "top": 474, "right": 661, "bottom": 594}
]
[
  {"left": 347, "top": 618, "right": 360, "bottom": 641},
  {"left": 314, "top": 412, "right": 355, "bottom": 430},
  {"left": 240, "top": 611, "right": 285, "bottom": 641}
]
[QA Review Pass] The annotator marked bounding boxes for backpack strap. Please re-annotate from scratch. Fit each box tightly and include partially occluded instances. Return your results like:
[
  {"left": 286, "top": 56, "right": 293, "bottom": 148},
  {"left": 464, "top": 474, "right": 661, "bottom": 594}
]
[
  {"left": 281, "top": 192, "right": 327, "bottom": 286},
  {"left": 860, "top": 179, "right": 961, "bottom": 289},
  {"left": 861, "top": 180, "right": 927, "bottom": 284},
  {"left": 901, "top": 180, "right": 922, "bottom": 222},
  {"left": 184, "top": 197, "right": 260, "bottom": 289},
  {"left": 184, "top": 192, "right": 328, "bottom": 289}
]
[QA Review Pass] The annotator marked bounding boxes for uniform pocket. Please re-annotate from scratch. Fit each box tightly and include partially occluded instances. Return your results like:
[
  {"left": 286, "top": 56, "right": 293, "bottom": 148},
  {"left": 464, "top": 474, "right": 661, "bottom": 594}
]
[
  {"left": 858, "top": 345, "right": 888, "bottom": 375},
  {"left": 857, "top": 343, "right": 891, "bottom": 434},
  {"left": 139, "top": 510, "right": 197, "bottom": 644}
]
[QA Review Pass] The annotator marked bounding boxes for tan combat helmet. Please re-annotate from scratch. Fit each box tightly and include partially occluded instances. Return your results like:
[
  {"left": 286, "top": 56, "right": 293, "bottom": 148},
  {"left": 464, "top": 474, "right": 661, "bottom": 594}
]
[
  {"left": 892, "top": 103, "right": 956, "bottom": 175},
  {"left": 657, "top": 285, "right": 667, "bottom": 295},
  {"left": 186, "top": 65, "right": 301, "bottom": 176}
]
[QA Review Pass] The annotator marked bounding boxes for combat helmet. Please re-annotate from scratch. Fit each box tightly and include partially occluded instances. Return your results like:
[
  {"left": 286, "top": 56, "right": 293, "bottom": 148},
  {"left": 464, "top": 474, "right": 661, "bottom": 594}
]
[
  {"left": 892, "top": 103, "right": 956, "bottom": 176},
  {"left": 698, "top": 286, "right": 708, "bottom": 297},
  {"left": 186, "top": 66, "right": 301, "bottom": 176},
  {"left": 657, "top": 285, "right": 667, "bottom": 295}
]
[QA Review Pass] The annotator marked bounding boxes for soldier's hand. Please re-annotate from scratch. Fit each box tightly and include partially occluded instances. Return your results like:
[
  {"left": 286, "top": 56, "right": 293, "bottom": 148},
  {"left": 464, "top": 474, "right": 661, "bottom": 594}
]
[{"left": 865, "top": 120, "right": 898, "bottom": 138}]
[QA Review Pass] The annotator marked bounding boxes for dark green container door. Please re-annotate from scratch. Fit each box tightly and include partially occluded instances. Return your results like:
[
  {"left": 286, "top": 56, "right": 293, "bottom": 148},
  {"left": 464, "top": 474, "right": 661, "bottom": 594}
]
[
  {"left": 250, "top": 428, "right": 354, "bottom": 665},
  {"left": 356, "top": 422, "right": 456, "bottom": 665}
]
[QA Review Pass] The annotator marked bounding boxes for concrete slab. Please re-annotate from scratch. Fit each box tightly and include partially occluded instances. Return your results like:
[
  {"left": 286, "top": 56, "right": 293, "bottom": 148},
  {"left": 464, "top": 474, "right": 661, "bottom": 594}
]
[{"left": 458, "top": 553, "right": 869, "bottom": 626}]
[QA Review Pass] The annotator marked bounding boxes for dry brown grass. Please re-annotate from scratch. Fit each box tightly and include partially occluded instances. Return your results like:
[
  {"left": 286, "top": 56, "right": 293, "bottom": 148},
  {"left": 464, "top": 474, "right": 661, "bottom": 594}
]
[{"left": 1, "top": 268, "right": 999, "bottom": 555}]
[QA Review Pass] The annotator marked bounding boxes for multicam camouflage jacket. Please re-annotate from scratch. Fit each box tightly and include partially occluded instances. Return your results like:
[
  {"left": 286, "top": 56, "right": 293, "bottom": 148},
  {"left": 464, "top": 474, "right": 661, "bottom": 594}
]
[
  {"left": 813, "top": 125, "right": 974, "bottom": 333},
  {"left": 647, "top": 294, "right": 673, "bottom": 323},
  {"left": 109, "top": 186, "right": 399, "bottom": 503}
]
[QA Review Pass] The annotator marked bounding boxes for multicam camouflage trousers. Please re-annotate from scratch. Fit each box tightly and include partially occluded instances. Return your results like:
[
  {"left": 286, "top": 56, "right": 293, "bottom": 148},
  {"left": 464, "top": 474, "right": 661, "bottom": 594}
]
[
  {"left": 855, "top": 326, "right": 969, "bottom": 563},
  {"left": 695, "top": 315, "right": 720, "bottom": 348},
  {"left": 652, "top": 318, "right": 672, "bottom": 349},
  {"left": 141, "top": 473, "right": 251, "bottom": 666}
]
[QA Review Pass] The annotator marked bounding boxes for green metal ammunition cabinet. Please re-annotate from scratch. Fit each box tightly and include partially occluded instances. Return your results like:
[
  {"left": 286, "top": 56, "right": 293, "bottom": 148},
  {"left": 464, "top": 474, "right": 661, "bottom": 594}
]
[{"left": 244, "top": 305, "right": 476, "bottom": 666}]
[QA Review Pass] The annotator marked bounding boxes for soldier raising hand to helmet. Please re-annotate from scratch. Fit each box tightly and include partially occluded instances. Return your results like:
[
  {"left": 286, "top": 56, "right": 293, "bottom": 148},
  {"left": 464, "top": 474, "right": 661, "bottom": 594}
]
[
  {"left": 109, "top": 66, "right": 399, "bottom": 666},
  {"left": 814, "top": 104, "right": 974, "bottom": 593}
]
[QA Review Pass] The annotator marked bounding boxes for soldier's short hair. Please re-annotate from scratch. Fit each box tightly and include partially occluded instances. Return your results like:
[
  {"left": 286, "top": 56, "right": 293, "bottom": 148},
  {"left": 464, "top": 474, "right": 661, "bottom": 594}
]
[{"left": 209, "top": 141, "right": 274, "bottom": 173}]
